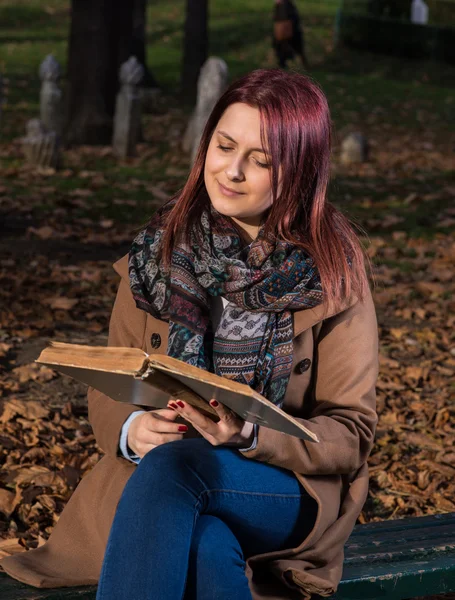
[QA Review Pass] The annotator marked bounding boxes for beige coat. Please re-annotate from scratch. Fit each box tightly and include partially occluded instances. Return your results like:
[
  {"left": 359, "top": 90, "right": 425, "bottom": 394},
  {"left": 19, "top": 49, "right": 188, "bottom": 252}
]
[{"left": 0, "top": 255, "right": 378, "bottom": 599}]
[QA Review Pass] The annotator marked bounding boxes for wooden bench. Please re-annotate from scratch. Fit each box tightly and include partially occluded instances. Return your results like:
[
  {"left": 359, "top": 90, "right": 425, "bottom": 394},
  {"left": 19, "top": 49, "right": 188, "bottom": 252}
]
[
  {"left": 333, "top": 512, "right": 455, "bottom": 600},
  {"left": 1, "top": 512, "right": 454, "bottom": 600}
]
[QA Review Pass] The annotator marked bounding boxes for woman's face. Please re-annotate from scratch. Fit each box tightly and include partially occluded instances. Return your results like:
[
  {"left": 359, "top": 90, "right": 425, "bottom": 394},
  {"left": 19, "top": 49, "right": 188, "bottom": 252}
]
[{"left": 204, "top": 103, "right": 277, "bottom": 237}]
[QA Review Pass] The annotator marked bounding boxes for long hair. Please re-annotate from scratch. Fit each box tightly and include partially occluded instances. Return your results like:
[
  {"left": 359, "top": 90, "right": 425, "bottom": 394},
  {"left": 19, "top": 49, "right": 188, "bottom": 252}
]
[{"left": 159, "top": 69, "right": 370, "bottom": 310}]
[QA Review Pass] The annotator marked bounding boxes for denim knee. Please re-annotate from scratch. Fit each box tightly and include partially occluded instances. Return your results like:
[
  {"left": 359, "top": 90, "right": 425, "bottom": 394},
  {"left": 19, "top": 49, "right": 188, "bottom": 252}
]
[
  {"left": 136, "top": 441, "right": 191, "bottom": 479},
  {"left": 131, "top": 439, "right": 212, "bottom": 496}
]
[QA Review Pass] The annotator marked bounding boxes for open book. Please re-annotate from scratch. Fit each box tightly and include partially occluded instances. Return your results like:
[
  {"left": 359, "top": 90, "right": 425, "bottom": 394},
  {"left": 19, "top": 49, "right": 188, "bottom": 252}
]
[{"left": 36, "top": 342, "right": 319, "bottom": 443}]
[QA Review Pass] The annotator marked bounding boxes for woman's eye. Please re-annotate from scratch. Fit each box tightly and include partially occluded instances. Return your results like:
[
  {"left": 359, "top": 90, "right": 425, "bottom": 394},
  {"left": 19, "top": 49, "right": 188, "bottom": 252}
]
[
  {"left": 254, "top": 158, "right": 271, "bottom": 169},
  {"left": 217, "top": 145, "right": 232, "bottom": 152}
]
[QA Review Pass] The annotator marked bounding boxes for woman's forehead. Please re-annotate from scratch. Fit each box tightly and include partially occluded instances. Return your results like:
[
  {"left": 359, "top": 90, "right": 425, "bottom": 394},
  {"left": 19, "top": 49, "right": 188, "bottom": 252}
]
[{"left": 216, "top": 103, "right": 268, "bottom": 152}]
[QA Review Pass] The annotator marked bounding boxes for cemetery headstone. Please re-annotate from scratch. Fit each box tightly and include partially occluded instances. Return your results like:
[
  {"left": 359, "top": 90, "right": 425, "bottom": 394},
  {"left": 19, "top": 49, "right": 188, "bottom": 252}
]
[
  {"left": 411, "top": 0, "right": 429, "bottom": 24},
  {"left": 182, "top": 57, "right": 229, "bottom": 164},
  {"left": 112, "top": 56, "right": 144, "bottom": 158},
  {"left": 39, "top": 55, "right": 63, "bottom": 137},
  {"left": 22, "top": 119, "right": 60, "bottom": 169},
  {"left": 340, "top": 132, "right": 369, "bottom": 165}
]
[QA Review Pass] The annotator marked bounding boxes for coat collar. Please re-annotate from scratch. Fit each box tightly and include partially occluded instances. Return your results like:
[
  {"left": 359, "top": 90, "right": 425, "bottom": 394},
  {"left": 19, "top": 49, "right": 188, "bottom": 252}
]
[
  {"left": 114, "top": 255, "right": 356, "bottom": 338},
  {"left": 292, "top": 298, "right": 353, "bottom": 337}
]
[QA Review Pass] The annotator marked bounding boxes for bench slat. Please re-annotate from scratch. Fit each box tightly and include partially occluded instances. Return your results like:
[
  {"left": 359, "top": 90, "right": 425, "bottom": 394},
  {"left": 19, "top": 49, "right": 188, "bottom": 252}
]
[
  {"left": 0, "top": 573, "right": 95, "bottom": 600},
  {"left": 347, "top": 525, "right": 455, "bottom": 545},
  {"left": 345, "top": 512, "right": 455, "bottom": 537},
  {"left": 344, "top": 512, "right": 455, "bottom": 561},
  {"left": 345, "top": 543, "right": 455, "bottom": 566},
  {"left": 344, "top": 530, "right": 455, "bottom": 562},
  {"left": 336, "top": 554, "right": 455, "bottom": 600}
]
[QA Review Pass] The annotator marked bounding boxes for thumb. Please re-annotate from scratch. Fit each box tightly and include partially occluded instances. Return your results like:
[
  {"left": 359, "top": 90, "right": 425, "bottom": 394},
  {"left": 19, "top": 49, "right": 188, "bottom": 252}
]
[{"left": 153, "top": 408, "right": 180, "bottom": 421}]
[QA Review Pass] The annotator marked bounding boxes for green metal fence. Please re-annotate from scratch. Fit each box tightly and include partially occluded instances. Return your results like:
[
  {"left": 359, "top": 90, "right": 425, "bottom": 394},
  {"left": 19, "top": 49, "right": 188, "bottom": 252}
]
[{"left": 335, "top": 0, "right": 455, "bottom": 63}]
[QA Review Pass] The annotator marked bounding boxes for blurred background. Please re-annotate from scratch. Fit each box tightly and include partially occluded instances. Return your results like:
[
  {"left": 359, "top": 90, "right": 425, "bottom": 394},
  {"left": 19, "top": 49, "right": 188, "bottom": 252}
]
[{"left": 0, "top": 0, "right": 453, "bottom": 578}]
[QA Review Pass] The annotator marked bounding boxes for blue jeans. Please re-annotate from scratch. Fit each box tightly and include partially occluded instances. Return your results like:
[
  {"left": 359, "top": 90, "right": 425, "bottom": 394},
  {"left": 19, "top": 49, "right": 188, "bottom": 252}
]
[{"left": 96, "top": 438, "right": 317, "bottom": 600}]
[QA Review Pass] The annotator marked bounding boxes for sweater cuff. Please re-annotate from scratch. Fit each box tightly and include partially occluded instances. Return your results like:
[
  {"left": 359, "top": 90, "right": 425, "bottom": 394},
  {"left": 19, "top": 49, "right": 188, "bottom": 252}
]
[
  {"left": 119, "top": 410, "right": 146, "bottom": 464},
  {"left": 238, "top": 423, "right": 258, "bottom": 453},
  {"left": 237, "top": 424, "right": 285, "bottom": 463}
]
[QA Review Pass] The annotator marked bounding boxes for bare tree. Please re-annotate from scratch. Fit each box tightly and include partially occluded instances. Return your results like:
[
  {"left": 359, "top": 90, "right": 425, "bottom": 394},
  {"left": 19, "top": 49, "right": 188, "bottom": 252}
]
[
  {"left": 132, "top": 0, "right": 159, "bottom": 89},
  {"left": 181, "top": 0, "right": 209, "bottom": 105},
  {"left": 65, "top": 0, "right": 156, "bottom": 146}
]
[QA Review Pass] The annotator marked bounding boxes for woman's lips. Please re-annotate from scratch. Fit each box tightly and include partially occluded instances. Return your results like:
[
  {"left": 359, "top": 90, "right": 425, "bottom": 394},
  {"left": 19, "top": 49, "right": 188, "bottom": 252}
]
[{"left": 217, "top": 180, "right": 244, "bottom": 197}]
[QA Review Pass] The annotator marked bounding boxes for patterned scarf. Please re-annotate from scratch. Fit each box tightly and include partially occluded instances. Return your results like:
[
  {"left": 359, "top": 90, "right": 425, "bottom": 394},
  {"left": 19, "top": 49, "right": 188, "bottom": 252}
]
[{"left": 129, "top": 202, "right": 323, "bottom": 407}]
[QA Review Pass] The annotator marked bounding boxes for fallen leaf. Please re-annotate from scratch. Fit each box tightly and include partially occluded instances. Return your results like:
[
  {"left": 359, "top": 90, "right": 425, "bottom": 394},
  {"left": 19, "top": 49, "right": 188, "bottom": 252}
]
[
  {"left": 0, "top": 538, "right": 25, "bottom": 559},
  {"left": 390, "top": 328, "right": 407, "bottom": 340},
  {"left": 433, "top": 493, "right": 455, "bottom": 511},
  {"left": 99, "top": 219, "right": 114, "bottom": 229},
  {"left": 405, "top": 366, "right": 424, "bottom": 380},
  {"left": 0, "top": 488, "right": 19, "bottom": 517},
  {"left": 415, "top": 281, "right": 445, "bottom": 296},
  {"left": 27, "top": 226, "right": 54, "bottom": 240},
  {"left": 0, "top": 398, "right": 49, "bottom": 421},
  {"left": 43, "top": 297, "right": 79, "bottom": 310},
  {"left": 68, "top": 189, "right": 93, "bottom": 198},
  {"left": 406, "top": 432, "right": 443, "bottom": 451}
]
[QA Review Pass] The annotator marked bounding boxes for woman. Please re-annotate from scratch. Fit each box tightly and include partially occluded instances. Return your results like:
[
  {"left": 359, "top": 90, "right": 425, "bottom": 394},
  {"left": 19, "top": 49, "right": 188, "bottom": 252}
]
[{"left": 0, "top": 69, "right": 378, "bottom": 599}]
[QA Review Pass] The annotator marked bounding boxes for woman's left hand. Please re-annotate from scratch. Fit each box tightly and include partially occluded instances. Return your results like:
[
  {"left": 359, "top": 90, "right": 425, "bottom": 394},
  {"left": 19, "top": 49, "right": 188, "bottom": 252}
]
[{"left": 167, "top": 398, "right": 254, "bottom": 448}]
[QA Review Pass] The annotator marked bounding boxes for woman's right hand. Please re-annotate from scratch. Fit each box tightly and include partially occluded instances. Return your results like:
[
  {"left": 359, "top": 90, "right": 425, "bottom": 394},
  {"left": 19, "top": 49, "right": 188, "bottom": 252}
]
[{"left": 127, "top": 408, "right": 188, "bottom": 458}]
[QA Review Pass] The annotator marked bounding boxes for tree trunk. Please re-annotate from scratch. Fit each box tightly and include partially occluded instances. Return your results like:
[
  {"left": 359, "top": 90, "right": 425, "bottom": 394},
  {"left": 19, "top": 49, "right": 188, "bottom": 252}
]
[
  {"left": 181, "top": 0, "right": 209, "bottom": 106},
  {"left": 65, "top": 0, "right": 134, "bottom": 145},
  {"left": 132, "top": 0, "right": 159, "bottom": 88}
]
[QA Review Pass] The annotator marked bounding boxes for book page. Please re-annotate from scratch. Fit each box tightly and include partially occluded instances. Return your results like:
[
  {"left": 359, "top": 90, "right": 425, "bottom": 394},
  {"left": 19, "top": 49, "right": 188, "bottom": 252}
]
[{"left": 37, "top": 342, "right": 148, "bottom": 375}]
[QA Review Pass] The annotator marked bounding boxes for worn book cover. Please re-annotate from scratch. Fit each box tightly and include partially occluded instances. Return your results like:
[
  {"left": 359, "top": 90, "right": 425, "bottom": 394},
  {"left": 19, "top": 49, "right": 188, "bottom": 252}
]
[{"left": 36, "top": 342, "right": 319, "bottom": 442}]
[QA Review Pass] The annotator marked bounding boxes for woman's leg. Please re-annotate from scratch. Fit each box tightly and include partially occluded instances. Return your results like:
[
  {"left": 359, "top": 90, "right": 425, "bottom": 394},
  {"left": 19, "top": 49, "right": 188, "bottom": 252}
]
[
  {"left": 184, "top": 515, "right": 251, "bottom": 600},
  {"left": 96, "top": 438, "right": 316, "bottom": 600},
  {"left": 273, "top": 40, "right": 289, "bottom": 69},
  {"left": 292, "top": 31, "right": 310, "bottom": 69}
]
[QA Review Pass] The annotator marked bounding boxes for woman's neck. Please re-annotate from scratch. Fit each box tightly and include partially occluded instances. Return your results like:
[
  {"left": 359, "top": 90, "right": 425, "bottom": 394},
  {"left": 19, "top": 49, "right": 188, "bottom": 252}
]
[{"left": 231, "top": 218, "right": 260, "bottom": 245}]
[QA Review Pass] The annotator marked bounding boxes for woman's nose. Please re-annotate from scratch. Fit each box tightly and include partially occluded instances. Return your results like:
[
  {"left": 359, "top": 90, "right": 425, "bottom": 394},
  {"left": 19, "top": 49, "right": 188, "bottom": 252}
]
[{"left": 225, "top": 160, "right": 245, "bottom": 182}]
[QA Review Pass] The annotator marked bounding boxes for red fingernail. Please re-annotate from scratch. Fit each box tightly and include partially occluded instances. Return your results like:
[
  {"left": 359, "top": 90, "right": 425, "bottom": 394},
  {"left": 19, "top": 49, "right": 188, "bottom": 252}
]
[
  {"left": 178, "top": 425, "right": 188, "bottom": 432},
  {"left": 168, "top": 402, "right": 178, "bottom": 409},
  {"left": 210, "top": 400, "right": 219, "bottom": 407},
  {"left": 176, "top": 400, "right": 185, "bottom": 408}
]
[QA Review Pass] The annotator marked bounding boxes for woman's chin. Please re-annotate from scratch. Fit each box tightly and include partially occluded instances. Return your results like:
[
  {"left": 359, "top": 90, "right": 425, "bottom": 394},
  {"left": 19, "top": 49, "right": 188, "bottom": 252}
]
[{"left": 209, "top": 196, "right": 246, "bottom": 219}]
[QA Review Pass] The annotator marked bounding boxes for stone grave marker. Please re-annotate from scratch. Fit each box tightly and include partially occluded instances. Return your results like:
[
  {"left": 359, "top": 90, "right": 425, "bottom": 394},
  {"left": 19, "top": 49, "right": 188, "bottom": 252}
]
[
  {"left": 22, "top": 119, "right": 60, "bottom": 168},
  {"left": 112, "top": 56, "right": 145, "bottom": 158},
  {"left": 340, "top": 132, "right": 369, "bottom": 165},
  {"left": 39, "top": 54, "right": 63, "bottom": 137},
  {"left": 182, "top": 57, "right": 229, "bottom": 164}
]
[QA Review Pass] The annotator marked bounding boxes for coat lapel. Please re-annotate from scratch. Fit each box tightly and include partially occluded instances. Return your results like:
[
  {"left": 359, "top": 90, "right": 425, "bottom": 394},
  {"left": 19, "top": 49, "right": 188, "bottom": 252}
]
[{"left": 292, "top": 295, "right": 358, "bottom": 338}]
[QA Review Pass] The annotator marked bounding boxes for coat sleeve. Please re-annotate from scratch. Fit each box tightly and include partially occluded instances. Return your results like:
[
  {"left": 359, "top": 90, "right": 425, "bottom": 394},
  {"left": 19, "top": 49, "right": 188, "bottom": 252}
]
[
  {"left": 87, "top": 260, "right": 148, "bottom": 458},
  {"left": 241, "top": 289, "right": 379, "bottom": 475}
]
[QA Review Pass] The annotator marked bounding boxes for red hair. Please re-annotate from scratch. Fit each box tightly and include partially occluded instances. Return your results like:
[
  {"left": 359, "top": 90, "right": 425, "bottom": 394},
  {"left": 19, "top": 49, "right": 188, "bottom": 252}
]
[{"left": 160, "top": 69, "right": 370, "bottom": 310}]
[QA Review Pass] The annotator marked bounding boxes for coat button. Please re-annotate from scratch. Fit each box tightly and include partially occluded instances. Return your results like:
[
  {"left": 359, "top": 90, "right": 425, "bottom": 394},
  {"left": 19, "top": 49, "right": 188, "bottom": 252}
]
[
  {"left": 150, "top": 333, "right": 161, "bottom": 349},
  {"left": 296, "top": 358, "right": 311, "bottom": 374}
]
